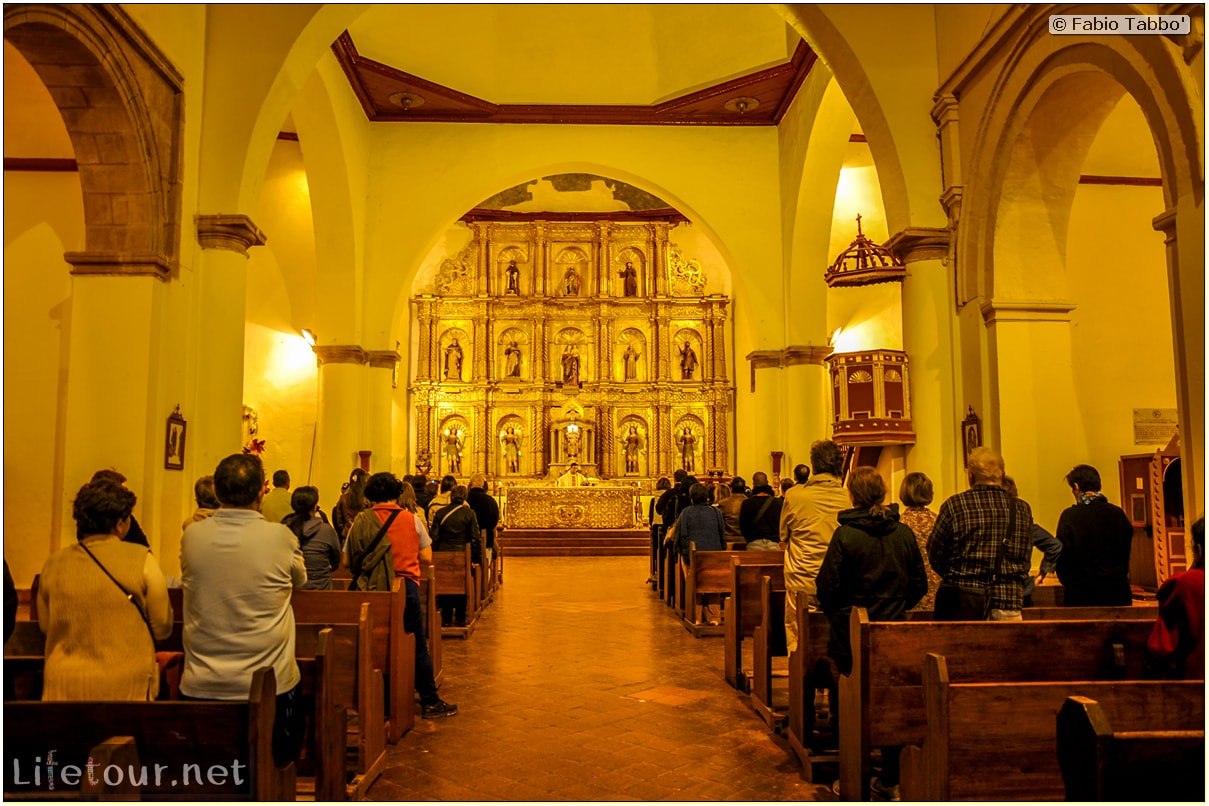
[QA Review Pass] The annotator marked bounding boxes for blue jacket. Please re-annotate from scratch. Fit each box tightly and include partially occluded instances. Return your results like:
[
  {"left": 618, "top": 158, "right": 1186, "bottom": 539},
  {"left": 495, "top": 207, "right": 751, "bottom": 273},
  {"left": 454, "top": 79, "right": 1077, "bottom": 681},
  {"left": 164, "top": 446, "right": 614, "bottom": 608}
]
[{"left": 675, "top": 503, "right": 726, "bottom": 561}]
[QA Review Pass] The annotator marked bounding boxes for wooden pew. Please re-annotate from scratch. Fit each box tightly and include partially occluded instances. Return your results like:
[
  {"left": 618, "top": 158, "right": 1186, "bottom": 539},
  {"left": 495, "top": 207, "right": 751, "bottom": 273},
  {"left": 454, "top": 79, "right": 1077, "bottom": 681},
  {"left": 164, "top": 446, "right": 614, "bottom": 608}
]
[
  {"left": 0, "top": 736, "right": 143, "bottom": 800},
  {"left": 3, "top": 667, "right": 295, "bottom": 801},
  {"left": 750, "top": 574, "right": 789, "bottom": 731},
  {"left": 430, "top": 544, "right": 479, "bottom": 639},
  {"left": 837, "top": 607, "right": 1159, "bottom": 802},
  {"left": 418, "top": 564, "right": 443, "bottom": 688},
  {"left": 294, "top": 606, "right": 385, "bottom": 801},
  {"left": 898, "top": 653, "right": 1205, "bottom": 801},
  {"left": 722, "top": 556, "right": 785, "bottom": 690},
  {"left": 785, "top": 592, "right": 839, "bottom": 781},
  {"left": 1056, "top": 692, "right": 1206, "bottom": 802},
  {"left": 294, "top": 627, "right": 347, "bottom": 802},
  {"left": 291, "top": 580, "right": 416, "bottom": 743},
  {"left": 681, "top": 545, "right": 731, "bottom": 636}
]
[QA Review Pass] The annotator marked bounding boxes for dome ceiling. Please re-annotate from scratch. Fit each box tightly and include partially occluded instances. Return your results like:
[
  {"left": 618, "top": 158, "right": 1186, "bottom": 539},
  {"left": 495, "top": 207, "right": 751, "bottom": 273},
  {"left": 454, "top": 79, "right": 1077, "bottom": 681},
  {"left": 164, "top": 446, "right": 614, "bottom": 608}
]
[{"left": 338, "top": 5, "right": 814, "bottom": 125}]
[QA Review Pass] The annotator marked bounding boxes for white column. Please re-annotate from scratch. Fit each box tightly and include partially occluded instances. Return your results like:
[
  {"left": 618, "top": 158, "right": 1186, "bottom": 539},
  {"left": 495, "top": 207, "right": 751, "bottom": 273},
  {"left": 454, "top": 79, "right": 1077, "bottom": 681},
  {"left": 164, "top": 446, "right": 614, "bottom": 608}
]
[{"left": 314, "top": 347, "right": 368, "bottom": 513}]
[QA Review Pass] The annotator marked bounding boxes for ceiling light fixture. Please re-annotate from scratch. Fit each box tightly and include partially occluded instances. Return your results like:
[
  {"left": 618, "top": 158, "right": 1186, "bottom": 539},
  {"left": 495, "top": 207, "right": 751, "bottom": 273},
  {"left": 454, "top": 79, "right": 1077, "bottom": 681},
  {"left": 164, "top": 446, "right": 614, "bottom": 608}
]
[
  {"left": 724, "top": 96, "right": 760, "bottom": 115},
  {"left": 389, "top": 92, "right": 426, "bottom": 111}
]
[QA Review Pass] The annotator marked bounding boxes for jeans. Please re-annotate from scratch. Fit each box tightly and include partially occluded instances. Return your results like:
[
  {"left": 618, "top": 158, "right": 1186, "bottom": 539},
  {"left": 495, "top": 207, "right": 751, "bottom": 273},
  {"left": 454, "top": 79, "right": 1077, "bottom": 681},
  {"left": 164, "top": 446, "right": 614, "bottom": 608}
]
[{"left": 404, "top": 578, "right": 440, "bottom": 705}]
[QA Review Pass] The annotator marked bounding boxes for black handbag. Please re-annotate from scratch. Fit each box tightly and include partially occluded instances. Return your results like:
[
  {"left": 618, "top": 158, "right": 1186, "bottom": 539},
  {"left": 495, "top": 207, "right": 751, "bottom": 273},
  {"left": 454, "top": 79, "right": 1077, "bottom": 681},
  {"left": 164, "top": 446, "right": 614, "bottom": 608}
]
[{"left": 934, "top": 500, "right": 1015, "bottom": 621}]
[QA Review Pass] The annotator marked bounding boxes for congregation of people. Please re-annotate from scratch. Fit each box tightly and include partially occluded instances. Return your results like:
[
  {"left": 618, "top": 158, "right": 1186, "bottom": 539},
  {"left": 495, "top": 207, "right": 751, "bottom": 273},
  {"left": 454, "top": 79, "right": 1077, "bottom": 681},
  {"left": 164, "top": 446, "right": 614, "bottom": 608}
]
[
  {"left": 7, "top": 440, "right": 1202, "bottom": 798},
  {"left": 12, "top": 454, "right": 519, "bottom": 779},
  {"left": 649, "top": 438, "right": 1205, "bottom": 800}
]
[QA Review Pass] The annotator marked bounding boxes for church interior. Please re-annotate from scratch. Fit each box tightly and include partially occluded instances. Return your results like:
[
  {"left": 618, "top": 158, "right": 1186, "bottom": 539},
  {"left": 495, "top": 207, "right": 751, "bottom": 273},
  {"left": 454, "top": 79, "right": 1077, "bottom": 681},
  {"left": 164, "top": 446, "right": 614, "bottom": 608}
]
[{"left": 2, "top": 3, "right": 1205, "bottom": 796}]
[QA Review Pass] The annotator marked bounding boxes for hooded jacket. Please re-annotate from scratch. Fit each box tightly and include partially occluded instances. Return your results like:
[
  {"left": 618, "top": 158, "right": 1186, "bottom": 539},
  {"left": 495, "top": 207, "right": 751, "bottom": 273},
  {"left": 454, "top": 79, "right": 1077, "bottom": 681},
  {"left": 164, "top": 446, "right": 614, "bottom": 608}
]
[{"left": 816, "top": 504, "right": 927, "bottom": 674}]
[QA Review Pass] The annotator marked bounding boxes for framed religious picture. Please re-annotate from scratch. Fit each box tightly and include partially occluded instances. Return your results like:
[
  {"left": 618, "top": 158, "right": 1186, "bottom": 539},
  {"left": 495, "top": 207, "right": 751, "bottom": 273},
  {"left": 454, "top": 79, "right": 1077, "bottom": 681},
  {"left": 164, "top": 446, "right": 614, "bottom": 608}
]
[
  {"left": 961, "top": 405, "right": 981, "bottom": 468},
  {"left": 165, "top": 405, "right": 186, "bottom": 470}
]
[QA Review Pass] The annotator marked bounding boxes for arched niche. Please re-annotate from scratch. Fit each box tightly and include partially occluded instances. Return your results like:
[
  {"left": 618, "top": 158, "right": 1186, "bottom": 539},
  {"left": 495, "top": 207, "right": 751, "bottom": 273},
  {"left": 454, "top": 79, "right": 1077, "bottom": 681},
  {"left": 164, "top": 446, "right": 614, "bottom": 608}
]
[
  {"left": 497, "top": 414, "right": 525, "bottom": 476},
  {"left": 616, "top": 328, "right": 647, "bottom": 382},
  {"left": 497, "top": 327, "right": 529, "bottom": 380},
  {"left": 439, "top": 327, "right": 470, "bottom": 383},
  {"left": 673, "top": 328, "right": 703, "bottom": 382},
  {"left": 673, "top": 415, "right": 705, "bottom": 475},
  {"left": 554, "top": 245, "right": 589, "bottom": 297},
  {"left": 617, "top": 414, "right": 649, "bottom": 477},
  {"left": 437, "top": 414, "right": 469, "bottom": 477},
  {"left": 553, "top": 326, "right": 589, "bottom": 386},
  {"left": 497, "top": 245, "right": 529, "bottom": 297},
  {"left": 613, "top": 246, "right": 646, "bottom": 298}
]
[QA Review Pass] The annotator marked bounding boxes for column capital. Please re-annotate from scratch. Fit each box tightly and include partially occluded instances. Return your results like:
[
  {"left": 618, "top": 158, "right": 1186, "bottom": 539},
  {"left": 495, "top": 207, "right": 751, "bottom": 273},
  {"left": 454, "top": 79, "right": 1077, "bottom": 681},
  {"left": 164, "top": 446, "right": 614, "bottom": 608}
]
[
  {"left": 64, "top": 251, "right": 173, "bottom": 280},
  {"left": 931, "top": 93, "right": 960, "bottom": 126},
  {"left": 979, "top": 298, "right": 1076, "bottom": 325},
  {"left": 314, "top": 345, "right": 368, "bottom": 366},
  {"left": 1152, "top": 207, "right": 1178, "bottom": 243},
  {"left": 367, "top": 350, "right": 400, "bottom": 369},
  {"left": 195, "top": 214, "right": 267, "bottom": 255},
  {"left": 887, "top": 227, "right": 951, "bottom": 265}
]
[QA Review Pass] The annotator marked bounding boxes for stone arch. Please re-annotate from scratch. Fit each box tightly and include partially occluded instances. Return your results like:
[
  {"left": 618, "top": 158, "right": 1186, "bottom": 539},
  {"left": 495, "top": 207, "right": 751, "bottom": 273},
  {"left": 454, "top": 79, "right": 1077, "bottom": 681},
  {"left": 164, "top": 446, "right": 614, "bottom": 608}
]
[
  {"left": 774, "top": 5, "right": 916, "bottom": 233},
  {"left": 957, "top": 12, "right": 1204, "bottom": 521},
  {"left": 962, "top": 34, "right": 1203, "bottom": 303},
  {"left": 4, "top": 4, "right": 184, "bottom": 274}
]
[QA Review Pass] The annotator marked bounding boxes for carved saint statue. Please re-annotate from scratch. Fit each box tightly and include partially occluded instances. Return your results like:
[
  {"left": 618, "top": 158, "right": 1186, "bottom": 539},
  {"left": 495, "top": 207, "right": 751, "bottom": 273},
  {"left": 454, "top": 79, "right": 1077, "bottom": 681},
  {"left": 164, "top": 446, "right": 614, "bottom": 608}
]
[
  {"left": 444, "top": 338, "right": 464, "bottom": 381},
  {"left": 443, "top": 427, "right": 464, "bottom": 475},
  {"left": 676, "top": 425, "right": 697, "bottom": 473},
  {"left": 622, "top": 425, "right": 642, "bottom": 474},
  {"left": 679, "top": 340, "right": 699, "bottom": 381},
  {"left": 561, "top": 344, "right": 581, "bottom": 386},
  {"left": 563, "top": 266, "right": 581, "bottom": 296},
  {"left": 564, "top": 427, "right": 581, "bottom": 460},
  {"left": 504, "top": 259, "right": 520, "bottom": 295},
  {"left": 622, "top": 343, "right": 640, "bottom": 381},
  {"left": 618, "top": 261, "right": 638, "bottom": 297},
  {"left": 500, "top": 426, "right": 521, "bottom": 474},
  {"left": 504, "top": 340, "right": 522, "bottom": 378}
]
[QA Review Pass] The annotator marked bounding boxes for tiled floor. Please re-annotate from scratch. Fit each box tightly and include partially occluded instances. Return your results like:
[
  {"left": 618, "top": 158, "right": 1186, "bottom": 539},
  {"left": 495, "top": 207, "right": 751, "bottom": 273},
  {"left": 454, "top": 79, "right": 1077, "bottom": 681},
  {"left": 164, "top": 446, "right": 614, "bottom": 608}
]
[{"left": 368, "top": 556, "right": 835, "bottom": 801}]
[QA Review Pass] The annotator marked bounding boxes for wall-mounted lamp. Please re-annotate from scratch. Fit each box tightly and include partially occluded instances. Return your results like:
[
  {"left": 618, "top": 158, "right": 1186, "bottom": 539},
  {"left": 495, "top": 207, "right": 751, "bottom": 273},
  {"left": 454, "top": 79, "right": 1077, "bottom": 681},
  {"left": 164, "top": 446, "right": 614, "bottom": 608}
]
[
  {"left": 829, "top": 327, "right": 843, "bottom": 348},
  {"left": 301, "top": 328, "right": 317, "bottom": 347}
]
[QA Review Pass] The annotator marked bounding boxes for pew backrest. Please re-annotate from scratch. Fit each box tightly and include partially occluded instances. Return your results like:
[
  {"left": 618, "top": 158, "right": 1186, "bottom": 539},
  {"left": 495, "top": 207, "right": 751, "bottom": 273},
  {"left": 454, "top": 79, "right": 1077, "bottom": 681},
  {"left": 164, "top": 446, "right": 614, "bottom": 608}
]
[
  {"left": 723, "top": 559, "right": 785, "bottom": 689},
  {"left": 1056, "top": 693, "right": 1205, "bottom": 802},
  {"left": 4, "top": 667, "right": 293, "bottom": 800},
  {"left": 900, "top": 652, "right": 1205, "bottom": 801}
]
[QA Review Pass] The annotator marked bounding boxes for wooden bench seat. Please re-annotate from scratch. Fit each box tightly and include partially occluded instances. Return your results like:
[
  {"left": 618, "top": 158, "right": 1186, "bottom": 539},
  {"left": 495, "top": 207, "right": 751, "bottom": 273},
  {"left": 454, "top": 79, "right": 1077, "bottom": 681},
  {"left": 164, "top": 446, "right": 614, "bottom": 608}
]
[
  {"left": 294, "top": 605, "right": 384, "bottom": 800},
  {"left": 722, "top": 557, "right": 785, "bottom": 691},
  {"left": 750, "top": 574, "right": 789, "bottom": 731},
  {"left": 418, "top": 564, "right": 443, "bottom": 687},
  {"left": 3, "top": 667, "right": 295, "bottom": 801},
  {"left": 837, "top": 607, "right": 1160, "bottom": 801},
  {"left": 430, "top": 545, "right": 480, "bottom": 639},
  {"left": 1056, "top": 692, "right": 1205, "bottom": 802},
  {"left": 291, "top": 580, "right": 415, "bottom": 743},
  {"left": 899, "top": 652, "right": 1204, "bottom": 801}
]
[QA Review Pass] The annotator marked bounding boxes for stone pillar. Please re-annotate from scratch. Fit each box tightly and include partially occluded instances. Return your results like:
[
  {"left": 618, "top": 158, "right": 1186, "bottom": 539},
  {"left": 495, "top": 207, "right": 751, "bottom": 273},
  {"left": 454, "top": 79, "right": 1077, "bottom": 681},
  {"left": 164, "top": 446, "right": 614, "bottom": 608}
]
[
  {"left": 59, "top": 256, "right": 170, "bottom": 550},
  {"left": 983, "top": 300, "right": 1084, "bottom": 526},
  {"left": 313, "top": 345, "right": 368, "bottom": 513},
  {"left": 1154, "top": 205, "right": 1205, "bottom": 520},
  {"left": 191, "top": 215, "right": 265, "bottom": 478},
  {"left": 890, "top": 228, "right": 961, "bottom": 500},
  {"left": 367, "top": 349, "right": 399, "bottom": 478},
  {"left": 782, "top": 346, "right": 832, "bottom": 471}
]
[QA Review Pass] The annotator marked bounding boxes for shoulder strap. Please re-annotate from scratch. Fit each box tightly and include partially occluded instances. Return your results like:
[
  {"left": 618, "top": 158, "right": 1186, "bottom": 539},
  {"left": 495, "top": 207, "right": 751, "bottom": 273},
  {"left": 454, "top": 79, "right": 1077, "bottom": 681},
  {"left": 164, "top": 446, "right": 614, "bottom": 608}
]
[
  {"left": 755, "top": 495, "right": 776, "bottom": 525},
  {"left": 437, "top": 503, "right": 464, "bottom": 531},
  {"left": 364, "top": 509, "right": 402, "bottom": 557},
  {"left": 78, "top": 542, "right": 156, "bottom": 645}
]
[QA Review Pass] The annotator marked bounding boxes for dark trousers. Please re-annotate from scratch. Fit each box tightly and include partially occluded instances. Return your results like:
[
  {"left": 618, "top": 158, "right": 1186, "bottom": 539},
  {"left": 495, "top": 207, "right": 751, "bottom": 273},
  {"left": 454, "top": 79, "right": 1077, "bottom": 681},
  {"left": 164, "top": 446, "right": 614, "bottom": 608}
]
[
  {"left": 405, "top": 578, "right": 440, "bottom": 706},
  {"left": 183, "top": 683, "right": 305, "bottom": 767},
  {"left": 437, "top": 594, "right": 468, "bottom": 626}
]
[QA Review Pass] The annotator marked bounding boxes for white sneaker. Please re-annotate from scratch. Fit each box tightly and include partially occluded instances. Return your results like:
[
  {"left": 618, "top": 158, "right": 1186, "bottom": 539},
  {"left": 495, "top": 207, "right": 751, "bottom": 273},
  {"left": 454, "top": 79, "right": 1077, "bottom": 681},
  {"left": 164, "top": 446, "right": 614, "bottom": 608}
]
[{"left": 870, "top": 777, "right": 901, "bottom": 802}]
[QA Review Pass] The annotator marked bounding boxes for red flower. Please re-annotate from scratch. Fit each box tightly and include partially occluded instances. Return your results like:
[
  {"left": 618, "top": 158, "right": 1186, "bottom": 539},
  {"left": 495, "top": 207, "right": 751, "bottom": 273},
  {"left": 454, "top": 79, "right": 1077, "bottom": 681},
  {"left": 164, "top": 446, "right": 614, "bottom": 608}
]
[{"left": 243, "top": 438, "right": 266, "bottom": 455}]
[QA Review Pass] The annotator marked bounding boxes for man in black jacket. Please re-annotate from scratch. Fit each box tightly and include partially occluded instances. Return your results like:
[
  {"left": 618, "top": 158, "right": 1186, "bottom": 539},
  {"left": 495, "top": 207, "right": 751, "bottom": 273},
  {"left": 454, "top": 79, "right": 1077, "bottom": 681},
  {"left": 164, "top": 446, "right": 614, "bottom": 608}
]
[
  {"left": 431, "top": 485, "right": 482, "bottom": 626},
  {"left": 466, "top": 474, "right": 500, "bottom": 579},
  {"left": 1055, "top": 464, "right": 1134, "bottom": 606}
]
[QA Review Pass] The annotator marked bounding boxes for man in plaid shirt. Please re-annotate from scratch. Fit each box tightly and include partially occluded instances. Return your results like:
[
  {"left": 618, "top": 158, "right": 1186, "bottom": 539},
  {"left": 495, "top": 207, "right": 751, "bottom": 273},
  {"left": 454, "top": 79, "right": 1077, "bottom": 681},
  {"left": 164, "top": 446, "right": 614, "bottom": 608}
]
[{"left": 927, "top": 447, "right": 1033, "bottom": 620}]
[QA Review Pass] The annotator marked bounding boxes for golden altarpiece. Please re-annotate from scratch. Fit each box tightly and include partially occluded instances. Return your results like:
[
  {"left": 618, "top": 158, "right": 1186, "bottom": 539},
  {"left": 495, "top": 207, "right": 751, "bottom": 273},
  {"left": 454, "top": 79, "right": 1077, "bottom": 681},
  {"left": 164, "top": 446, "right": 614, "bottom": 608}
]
[{"left": 409, "top": 212, "right": 733, "bottom": 493}]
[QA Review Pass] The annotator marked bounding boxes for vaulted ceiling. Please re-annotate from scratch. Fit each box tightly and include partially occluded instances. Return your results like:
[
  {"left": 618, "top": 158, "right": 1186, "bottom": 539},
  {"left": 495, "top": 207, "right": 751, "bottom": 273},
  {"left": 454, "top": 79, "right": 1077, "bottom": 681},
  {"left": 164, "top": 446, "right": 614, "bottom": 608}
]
[{"left": 337, "top": 4, "right": 814, "bottom": 125}]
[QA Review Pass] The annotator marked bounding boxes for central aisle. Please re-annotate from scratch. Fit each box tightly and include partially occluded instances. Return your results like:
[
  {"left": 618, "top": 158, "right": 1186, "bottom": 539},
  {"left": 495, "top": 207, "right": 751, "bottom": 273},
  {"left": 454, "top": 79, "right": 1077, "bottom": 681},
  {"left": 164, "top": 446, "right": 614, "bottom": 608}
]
[{"left": 367, "top": 556, "right": 834, "bottom": 801}]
